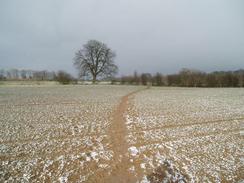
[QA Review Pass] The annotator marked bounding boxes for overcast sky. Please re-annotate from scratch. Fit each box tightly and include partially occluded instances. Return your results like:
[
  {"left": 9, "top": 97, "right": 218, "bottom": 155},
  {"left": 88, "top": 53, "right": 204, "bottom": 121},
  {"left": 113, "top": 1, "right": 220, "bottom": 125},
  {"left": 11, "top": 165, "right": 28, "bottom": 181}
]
[{"left": 0, "top": 0, "right": 244, "bottom": 76}]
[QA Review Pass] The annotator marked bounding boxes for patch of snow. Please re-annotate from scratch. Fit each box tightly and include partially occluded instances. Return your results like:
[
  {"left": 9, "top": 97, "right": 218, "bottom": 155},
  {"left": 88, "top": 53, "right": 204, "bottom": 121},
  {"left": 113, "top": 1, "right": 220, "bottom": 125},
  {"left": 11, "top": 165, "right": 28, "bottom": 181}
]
[
  {"left": 140, "top": 163, "right": 146, "bottom": 169},
  {"left": 0, "top": 144, "right": 9, "bottom": 153},
  {"left": 59, "top": 175, "right": 68, "bottom": 183},
  {"left": 80, "top": 175, "right": 86, "bottom": 182},
  {"left": 98, "top": 164, "right": 109, "bottom": 169},
  {"left": 128, "top": 146, "right": 139, "bottom": 156},
  {"left": 126, "top": 115, "right": 133, "bottom": 125},
  {"left": 86, "top": 156, "right": 91, "bottom": 162},
  {"left": 140, "top": 175, "right": 150, "bottom": 183},
  {"left": 240, "top": 130, "right": 244, "bottom": 136},
  {"left": 23, "top": 173, "right": 31, "bottom": 181},
  {"left": 240, "top": 157, "right": 244, "bottom": 164},
  {"left": 90, "top": 151, "right": 98, "bottom": 162},
  {"left": 129, "top": 166, "right": 135, "bottom": 172},
  {"left": 57, "top": 155, "right": 65, "bottom": 170}
]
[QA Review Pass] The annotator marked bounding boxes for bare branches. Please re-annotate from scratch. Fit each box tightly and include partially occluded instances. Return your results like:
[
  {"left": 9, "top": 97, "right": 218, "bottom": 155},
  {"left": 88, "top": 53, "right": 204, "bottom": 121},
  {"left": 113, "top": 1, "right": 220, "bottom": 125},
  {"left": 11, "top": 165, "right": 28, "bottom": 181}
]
[{"left": 74, "top": 40, "right": 118, "bottom": 82}]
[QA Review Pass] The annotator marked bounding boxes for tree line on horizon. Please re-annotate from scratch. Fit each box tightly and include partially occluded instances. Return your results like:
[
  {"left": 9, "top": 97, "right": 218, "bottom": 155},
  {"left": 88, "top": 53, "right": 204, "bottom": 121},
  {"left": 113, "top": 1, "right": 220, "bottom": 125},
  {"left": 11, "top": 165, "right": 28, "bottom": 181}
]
[
  {"left": 1, "top": 67, "right": 244, "bottom": 87},
  {"left": 0, "top": 69, "right": 75, "bottom": 84},
  {"left": 115, "top": 68, "right": 244, "bottom": 87}
]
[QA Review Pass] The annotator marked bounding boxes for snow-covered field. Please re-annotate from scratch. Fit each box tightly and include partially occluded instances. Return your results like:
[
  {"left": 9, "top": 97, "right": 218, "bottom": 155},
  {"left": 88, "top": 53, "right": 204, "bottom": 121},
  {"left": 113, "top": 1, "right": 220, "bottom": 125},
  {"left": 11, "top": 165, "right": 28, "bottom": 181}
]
[
  {"left": 0, "top": 85, "right": 138, "bottom": 182},
  {"left": 0, "top": 86, "right": 243, "bottom": 182},
  {"left": 126, "top": 88, "right": 244, "bottom": 182}
]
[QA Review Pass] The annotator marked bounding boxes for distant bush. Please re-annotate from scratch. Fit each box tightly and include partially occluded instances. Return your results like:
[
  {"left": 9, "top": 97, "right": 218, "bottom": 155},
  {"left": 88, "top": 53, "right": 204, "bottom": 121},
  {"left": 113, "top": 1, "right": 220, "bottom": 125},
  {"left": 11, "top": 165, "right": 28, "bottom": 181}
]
[{"left": 56, "top": 71, "right": 74, "bottom": 84}]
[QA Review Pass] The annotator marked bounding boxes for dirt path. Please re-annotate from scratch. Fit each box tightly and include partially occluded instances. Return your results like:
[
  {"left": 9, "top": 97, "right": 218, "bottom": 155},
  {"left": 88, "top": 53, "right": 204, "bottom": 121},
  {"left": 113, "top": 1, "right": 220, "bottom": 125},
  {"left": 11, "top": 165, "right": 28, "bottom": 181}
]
[
  {"left": 1, "top": 88, "right": 146, "bottom": 183},
  {"left": 103, "top": 89, "right": 144, "bottom": 183}
]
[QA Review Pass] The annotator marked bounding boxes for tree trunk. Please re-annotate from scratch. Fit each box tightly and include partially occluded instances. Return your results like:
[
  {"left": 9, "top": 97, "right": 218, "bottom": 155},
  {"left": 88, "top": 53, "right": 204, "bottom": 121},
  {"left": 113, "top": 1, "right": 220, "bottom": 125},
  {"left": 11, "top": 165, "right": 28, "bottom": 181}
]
[{"left": 92, "top": 75, "right": 96, "bottom": 84}]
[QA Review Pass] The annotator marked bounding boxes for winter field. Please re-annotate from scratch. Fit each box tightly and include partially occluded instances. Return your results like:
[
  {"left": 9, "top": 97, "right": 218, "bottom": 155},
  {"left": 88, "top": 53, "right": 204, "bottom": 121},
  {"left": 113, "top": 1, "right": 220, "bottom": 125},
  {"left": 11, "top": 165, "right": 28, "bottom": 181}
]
[{"left": 0, "top": 85, "right": 243, "bottom": 183}]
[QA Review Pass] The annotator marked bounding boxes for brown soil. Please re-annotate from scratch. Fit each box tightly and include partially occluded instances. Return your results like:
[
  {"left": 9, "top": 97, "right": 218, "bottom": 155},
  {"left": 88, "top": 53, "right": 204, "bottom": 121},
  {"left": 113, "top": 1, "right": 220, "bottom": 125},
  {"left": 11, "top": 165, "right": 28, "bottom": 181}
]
[{"left": 102, "top": 89, "right": 145, "bottom": 183}]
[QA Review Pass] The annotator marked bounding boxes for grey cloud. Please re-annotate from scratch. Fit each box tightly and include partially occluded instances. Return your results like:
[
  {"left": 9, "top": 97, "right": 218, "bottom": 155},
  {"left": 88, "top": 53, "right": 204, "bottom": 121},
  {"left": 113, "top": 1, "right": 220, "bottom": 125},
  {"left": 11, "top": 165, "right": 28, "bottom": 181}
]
[{"left": 0, "top": 0, "right": 244, "bottom": 75}]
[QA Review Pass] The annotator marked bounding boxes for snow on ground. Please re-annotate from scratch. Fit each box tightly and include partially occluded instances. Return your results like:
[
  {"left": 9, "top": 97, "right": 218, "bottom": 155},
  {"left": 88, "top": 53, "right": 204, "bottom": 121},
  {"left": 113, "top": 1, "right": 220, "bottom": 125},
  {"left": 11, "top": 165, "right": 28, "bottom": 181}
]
[
  {"left": 128, "top": 146, "right": 139, "bottom": 156},
  {"left": 0, "top": 85, "right": 138, "bottom": 182},
  {"left": 126, "top": 87, "right": 244, "bottom": 182},
  {"left": 1, "top": 86, "right": 244, "bottom": 182}
]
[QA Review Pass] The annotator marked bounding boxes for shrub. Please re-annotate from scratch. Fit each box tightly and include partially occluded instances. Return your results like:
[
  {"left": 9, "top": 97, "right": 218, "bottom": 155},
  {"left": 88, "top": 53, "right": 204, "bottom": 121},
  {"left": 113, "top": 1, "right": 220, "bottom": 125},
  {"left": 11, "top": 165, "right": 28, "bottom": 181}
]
[{"left": 56, "top": 71, "right": 74, "bottom": 84}]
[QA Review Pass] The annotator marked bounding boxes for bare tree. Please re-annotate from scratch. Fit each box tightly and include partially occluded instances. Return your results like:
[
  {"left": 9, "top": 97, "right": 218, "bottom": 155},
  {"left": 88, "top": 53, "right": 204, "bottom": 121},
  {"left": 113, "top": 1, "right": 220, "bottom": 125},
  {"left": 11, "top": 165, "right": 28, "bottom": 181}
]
[
  {"left": 152, "top": 72, "right": 164, "bottom": 86},
  {"left": 9, "top": 69, "right": 19, "bottom": 79},
  {"left": 0, "top": 69, "right": 5, "bottom": 80},
  {"left": 74, "top": 40, "right": 118, "bottom": 83},
  {"left": 133, "top": 71, "right": 140, "bottom": 85},
  {"left": 20, "top": 69, "right": 27, "bottom": 79},
  {"left": 141, "top": 73, "right": 152, "bottom": 86}
]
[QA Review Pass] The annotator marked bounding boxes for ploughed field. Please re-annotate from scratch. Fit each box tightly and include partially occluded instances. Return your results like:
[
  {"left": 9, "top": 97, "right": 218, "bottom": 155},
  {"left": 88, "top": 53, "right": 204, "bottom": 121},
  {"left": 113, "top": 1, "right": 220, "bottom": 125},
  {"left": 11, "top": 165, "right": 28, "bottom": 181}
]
[{"left": 0, "top": 85, "right": 243, "bottom": 183}]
